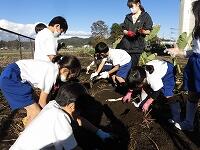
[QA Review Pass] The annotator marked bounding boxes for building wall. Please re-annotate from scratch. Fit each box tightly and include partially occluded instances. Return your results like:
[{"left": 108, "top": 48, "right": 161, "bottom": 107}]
[{"left": 179, "top": 0, "right": 195, "bottom": 35}]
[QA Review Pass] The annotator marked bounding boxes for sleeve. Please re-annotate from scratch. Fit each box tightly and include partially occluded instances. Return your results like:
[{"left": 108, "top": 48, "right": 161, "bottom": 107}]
[
  {"left": 122, "top": 15, "right": 129, "bottom": 30},
  {"left": 54, "top": 113, "right": 78, "bottom": 150},
  {"left": 143, "top": 13, "right": 153, "bottom": 30},
  {"left": 37, "top": 66, "right": 58, "bottom": 94},
  {"left": 41, "top": 36, "right": 57, "bottom": 56},
  {"left": 147, "top": 76, "right": 163, "bottom": 92}
]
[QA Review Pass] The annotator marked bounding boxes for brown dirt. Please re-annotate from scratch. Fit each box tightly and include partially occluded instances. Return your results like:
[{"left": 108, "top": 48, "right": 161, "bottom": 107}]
[{"left": 0, "top": 56, "right": 200, "bottom": 150}]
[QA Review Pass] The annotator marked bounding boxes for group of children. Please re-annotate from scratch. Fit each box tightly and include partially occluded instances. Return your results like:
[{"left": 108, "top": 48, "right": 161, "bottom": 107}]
[
  {"left": 0, "top": 0, "right": 200, "bottom": 148},
  {"left": 0, "top": 16, "right": 111, "bottom": 149},
  {"left": 88, "top": 0, "right": 200, "bottom": 133}
]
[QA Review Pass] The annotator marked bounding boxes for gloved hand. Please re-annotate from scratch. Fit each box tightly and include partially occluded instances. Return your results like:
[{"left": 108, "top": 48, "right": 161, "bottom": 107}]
[
  {"left": 122, "top": 89, "right": 133, "bottom": 103},
  {"left": 138, "top": 28, "right": 145, "bottom": 34},
  {"left": 86, "top": 66, "right": 90, "bottom": 74},
  {"left": 90, "top": 72, "right": 98, "bottom": 80},
  {"left": 96, "top": 129, "right": 111, "bottom": 141},
  {"left": 142, "top": 98, "right": 154, "bottom": 112},
  {"left": 127, "top": 30, "right": 136, "bottom": 37},
  {"left": 99, "top": 71, "right": 109, "bottom": 79}
]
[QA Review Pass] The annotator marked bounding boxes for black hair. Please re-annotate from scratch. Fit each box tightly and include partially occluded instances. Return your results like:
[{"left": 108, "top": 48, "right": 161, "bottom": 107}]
[
  {"left": 35, "top": 23, "right": 47, "bottom": 34},
  {"left": 55, "top": 82, "right": 88, "bottom": 107},
  {"left": 48, "top": 16, "right": 68, "bottom": 33},
  {"left": 57, "top": 42, "right": 65, "bottom": 51},
  {"left": 192, "top": 0, "right": 200, "bottom": 39},
  {"left": 127, "top": 65, "right": 154, "bottom": 89},
  {"left": 95, "top": 42, "right": 109, "bottom": 54},
  {"left": 52, "top": 54, "right": 81, "bottom": 79},
  {"left": 127, "top": 0, "right": 145, "bottom": 12}
]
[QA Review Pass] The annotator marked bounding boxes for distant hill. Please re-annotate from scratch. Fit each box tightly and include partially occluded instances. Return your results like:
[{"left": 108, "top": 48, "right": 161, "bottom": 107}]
[{"left": 60, "top": 37, "right": 92, "bottom": 47}]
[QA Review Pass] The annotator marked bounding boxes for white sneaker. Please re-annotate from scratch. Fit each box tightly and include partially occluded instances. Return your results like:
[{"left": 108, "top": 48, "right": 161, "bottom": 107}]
[
  {"left": 174, "top": 122, "right": 193, "bottom": 131},
  {"left": 174, "top": 123, "right": 181, "bottom": 130}
]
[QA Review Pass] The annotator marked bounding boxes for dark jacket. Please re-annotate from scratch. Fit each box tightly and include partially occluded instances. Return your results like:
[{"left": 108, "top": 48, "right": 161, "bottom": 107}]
[{"left": 117, "top": 11, "right": 153, "bottom": 54}]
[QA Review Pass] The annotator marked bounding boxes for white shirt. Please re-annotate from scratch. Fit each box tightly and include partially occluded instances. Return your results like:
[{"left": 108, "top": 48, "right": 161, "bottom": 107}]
[
  {"left": 16, "top": 59, "right": 59, "bottom": 94},
  {"left": 10, "top": 100, "right": 77, "bottom": 150},
  {"left": 191, "top": 38, "right": 200, "bottom": 54},
  {"left": 106, "top": 48, "right": 131, "bottom": 66},
  {"left": 34, "top": 28, "right": 58, "bottom": 62},
  {"left": 146, "top": 60, "right": 168, "bottom": 91}
]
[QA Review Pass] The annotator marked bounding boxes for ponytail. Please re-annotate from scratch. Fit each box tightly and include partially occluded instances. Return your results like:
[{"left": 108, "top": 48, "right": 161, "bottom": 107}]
[{"left": 139, "top": 4, "right": 145, "bottom": 12}]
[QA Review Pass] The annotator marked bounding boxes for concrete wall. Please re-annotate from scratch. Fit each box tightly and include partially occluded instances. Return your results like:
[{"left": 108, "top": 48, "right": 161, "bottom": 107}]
[{"left": 179, "top": 0, "right": 195, "bottom": 35}]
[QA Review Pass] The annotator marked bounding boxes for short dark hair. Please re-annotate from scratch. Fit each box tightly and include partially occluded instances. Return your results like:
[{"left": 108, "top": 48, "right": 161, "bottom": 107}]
[
  {"left": 55, "top": 82, "right": 88, "bottom": 107},
  {"left": 52, "top": 54, "right": 81, "bottom": 79},
  {"left": 49, "top": 16, "right": 68, "bottom": 33},
  {"left": 95, "top": 42, "right": 109, "bottom": 54},
  {"left": 35, "top": 23, "right": 47, "bottom": 34},
  {"left": 127, "top": 65, "right": 154, "bottom": 89}
]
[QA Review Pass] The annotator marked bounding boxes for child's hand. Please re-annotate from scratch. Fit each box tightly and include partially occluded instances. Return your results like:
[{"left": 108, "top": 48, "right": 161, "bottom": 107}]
[
  {"left": 122, "top": 89, "right": 133, "bottom": 103},
  {"left": 99, "top": 71, "right": 109, "bottom": 79},
  {"left": 164, "top": 47, "right": 182, "bottom": 57},
  {"left": 96, "top": 129, "right": 111, "bottom": 141},
  {"left": 90, "top": 72, "right": 98, "bottom": 80},
  {"left": 142, "top": 98, "right": 154, "bottom": 112}
]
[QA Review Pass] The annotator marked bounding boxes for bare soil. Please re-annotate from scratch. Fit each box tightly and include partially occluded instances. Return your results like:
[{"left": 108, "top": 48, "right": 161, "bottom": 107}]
[{"left": 0, "top": 56, "right": 200, "bottom": 150}]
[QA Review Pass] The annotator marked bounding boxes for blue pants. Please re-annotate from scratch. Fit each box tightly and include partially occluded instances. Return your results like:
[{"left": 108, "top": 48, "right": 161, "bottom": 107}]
[
  {"left": 161, "top": 62, "right": 176, "bottom": 97},
  {"left": 0, "top": 63, "right": 34, "bottom": 110}
]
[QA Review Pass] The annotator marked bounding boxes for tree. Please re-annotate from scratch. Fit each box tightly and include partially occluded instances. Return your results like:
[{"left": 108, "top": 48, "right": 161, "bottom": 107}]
[
  {"left": 109, "top": 23, "right": 123, "bottom": 43},
  {"left": 91, "top": 20, "right": 109, "bottom": 38}
]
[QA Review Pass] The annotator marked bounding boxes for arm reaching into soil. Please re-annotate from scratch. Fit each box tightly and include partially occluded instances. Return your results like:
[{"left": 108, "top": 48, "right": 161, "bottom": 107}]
[{"left": 74, "top": 115, "right": 111, "bottom": 141}]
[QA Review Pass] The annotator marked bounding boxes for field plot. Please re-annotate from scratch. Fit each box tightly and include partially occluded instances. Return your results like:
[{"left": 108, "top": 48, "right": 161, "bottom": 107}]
[{"left": 0, "top": 53, "right": 200, "bottom": 150}]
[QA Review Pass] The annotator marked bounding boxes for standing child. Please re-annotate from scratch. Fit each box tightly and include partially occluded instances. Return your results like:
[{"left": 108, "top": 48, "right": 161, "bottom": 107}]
[
  {"left": 126, "top": 60, "right": 179, "bottom": 122},
  {"left": 90, "top": 42, "right": 132, "bottom": 85},
  {"left": 34, "top": 16, "right": 68, "bottom": 62},
  {"left": 165, "top": 0, "right": 200, "bottom": 131},
  {"left": 10, "top": 82, "right": 111, "bottom": 150},
  {"left": 0, "top": 55, "right": 81, "bottom": 126}
]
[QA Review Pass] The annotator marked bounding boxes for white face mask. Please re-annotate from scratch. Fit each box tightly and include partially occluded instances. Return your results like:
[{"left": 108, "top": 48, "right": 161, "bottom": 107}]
[
  {"left": 130, "top": 8, "right": 135, "bottom": 14},
  {"left": 53, "top": 31, "right": 61, "bottom": 37},
  {"left": 60, "top": 74, "right": 67, "bottom": 82}
]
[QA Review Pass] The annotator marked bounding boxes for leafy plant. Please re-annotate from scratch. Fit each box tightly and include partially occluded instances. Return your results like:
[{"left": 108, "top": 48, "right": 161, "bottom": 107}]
[
  {"left": 176, "top": 32, "right": 192, "bottom": 50},
  {"left": 145, "top": 25, "right": 161, "bottom": 42},
  {"left": 139, "top": 52, "right": 157, "bottom": 65}
]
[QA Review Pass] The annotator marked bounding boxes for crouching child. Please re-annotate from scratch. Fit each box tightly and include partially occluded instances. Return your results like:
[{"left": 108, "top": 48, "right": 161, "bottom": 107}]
[
  {"left": 90, "top": 42, "right": 132, "bottom": 86},
  {"left": 10, "top": 82, "right": 112, "bottom": 150},
  {"left": 125, "top": 60, "right": 180, "bottom": 123}
]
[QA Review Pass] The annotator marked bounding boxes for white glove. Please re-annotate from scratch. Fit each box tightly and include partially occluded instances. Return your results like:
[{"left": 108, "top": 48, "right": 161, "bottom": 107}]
[
  {"left": 90, "top": 72, "right": 98, "bottom": 80},
  {"left": 86, "top": 66, "right": 90, "bottom": 74},
  {"left": 96, "top": 129, "right": 111, "bottom": 141},
  {"left": 99, "top": 71, "right": 109, "bottom": 79}
]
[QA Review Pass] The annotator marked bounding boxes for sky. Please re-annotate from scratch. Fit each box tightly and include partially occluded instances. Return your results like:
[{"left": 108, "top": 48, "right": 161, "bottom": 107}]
[{"left": 0, "top": 0, "right": 179, "bottom": 40}]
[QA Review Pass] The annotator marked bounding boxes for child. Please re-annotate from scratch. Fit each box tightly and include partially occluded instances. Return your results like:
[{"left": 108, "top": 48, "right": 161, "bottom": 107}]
[
  {"left": 126, "top": 60, "right": 178, "bottom": 120},
  {"left": 165, "top": 0, "right": 200, "bottom": 131},
  {"left": 0, "top": 55, "right": 81, "bottom": 126},
  {"left": 10, "top": 82, "right": 111, "bottom": 150},
  {"left": 35, "top": 23, "right": 47, "bottom": 34},
  {"left": 90, "top": 42, "right": 132, "bottom": 85},
  {"left": 34, "top": 16, "right": 68, "bottom": 62}
]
